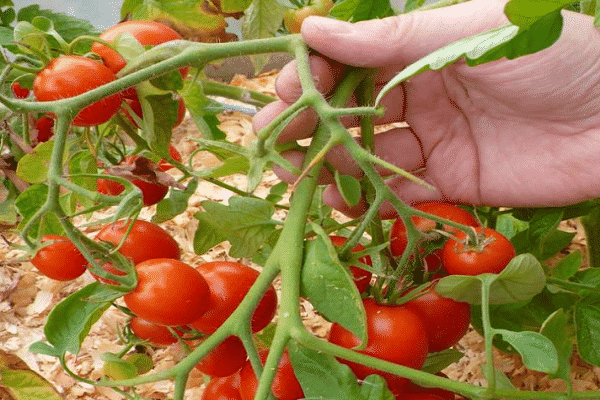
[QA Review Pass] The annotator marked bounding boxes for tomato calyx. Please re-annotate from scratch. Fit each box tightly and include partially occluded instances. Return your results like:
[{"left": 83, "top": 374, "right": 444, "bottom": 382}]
[{"left": 450, "top": 227, "right": 496, "bottom": 254}]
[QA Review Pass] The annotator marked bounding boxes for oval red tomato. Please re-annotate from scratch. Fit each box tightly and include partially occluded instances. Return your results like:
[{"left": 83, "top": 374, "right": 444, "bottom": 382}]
[
  {"left": 95, "top": 219, "right": 180, "bottom": 265},
  {"left": 129, "top": 316, "right": 181, "bottom": 346},
  {"left": 195, "top": 336, "right": 247, "bottom": 377},
  {"left": 11, "top": 81, "right": 30, "bottom": 99},
  {"left": 33, "top": 55, "right": 122, "bottom": 127},
  {"left": 158, "top": 144, "right": 183, "bottom": 172},
  {"left": 190, "top": 261, "right": 277, "bottom": 334},
  {"left": 30, "top": 235, "right": 87, "bottom": 281},
  {"left": 329, "top": 235, "right": 373, "bottom": 293},
  {"left": 92, "top": 20, "right": 187, "bottom": 76},
  {"left": 201, "top": 372, "right": 242, "bottom": 400},
  {"left": 239, "top": 350, "right": 303, "bottom": 400},
  {"left": 404, "top": 285, "right": 471, "bottom": 352},
  {"left": 124, "top": 258, "right": 210, "bottom": 326},
  {"left": 34, "top": 115, "right": 54, "bottom": 143},
  {"left": 328, "top": 298, "right": 429, "bottom": 396},
  {"left": 442, "top": 227, "right": 515, "bottom": 276}
]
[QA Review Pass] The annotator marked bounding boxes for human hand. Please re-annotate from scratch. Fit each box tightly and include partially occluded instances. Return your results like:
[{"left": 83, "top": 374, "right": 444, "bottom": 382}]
[{"left": 254, "top": 0, "right": 600, "bottom": 218}]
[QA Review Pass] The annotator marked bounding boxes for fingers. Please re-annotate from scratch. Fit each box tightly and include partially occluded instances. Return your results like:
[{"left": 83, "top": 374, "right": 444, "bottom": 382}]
[
  {"left": 301, "top": 0, "right": 509, "bottom": 68},
  {"left": 252, "top": 100, "right": 319, "bottom": 143}
]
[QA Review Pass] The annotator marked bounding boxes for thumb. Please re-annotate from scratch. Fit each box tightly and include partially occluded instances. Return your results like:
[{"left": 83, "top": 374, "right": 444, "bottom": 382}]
[{"left": 301, "top": 0, "right": 509, "bottom": 68}]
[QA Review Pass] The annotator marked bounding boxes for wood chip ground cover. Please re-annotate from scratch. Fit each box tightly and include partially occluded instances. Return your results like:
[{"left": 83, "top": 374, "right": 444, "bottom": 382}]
[{"left": 1, "top": 71, "right": 598, "bottom": 399}]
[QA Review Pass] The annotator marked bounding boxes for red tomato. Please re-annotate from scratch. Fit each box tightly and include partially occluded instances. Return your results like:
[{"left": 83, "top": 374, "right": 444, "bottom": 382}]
[
  {"left": 34, "top": 116, "right": 54, "bottom": 143},
  {"left": 442, "top": 227, "right": 515, "bottom": 275},
  {"left": 404, "top": 285, "right": 471, "bottom": 352},
  {"left": 239, "top": 351, "right": 304, "bottom": 400},
  {"left": 123, "top": 95, "right": 186, "bottom": 129},
  {"left": 201, "top": 372, "right": 242, "bottom": 400},
  {"left": 33, "top": 55, "right": 122, "bottom": 126},
  {"left": 88, "top": 262, "right": 127, "bottom": 285},
  {"left": 95, "top": 219, "right": 180, "bottom": 265},
  {"left": 328, "top": 298, "right": 429, "bottom": 396},
  {"left": 11, "top": 81, "right": 30, "bottom": 98},
  {"left": 97, "top": 155, "right": 169, "bottom": 206},
  {"left": 129, "top": 316, "right": 181, "bottom": 346},
  {"left": 329, "top": 236, "right": 373, "bottom": 293},
  {"left": 30, "top": 235, "right": 87, "bottom": 281},
  {"left": 124, "top": 258, "right": 210, "bottom": 326},
  {"left": 195, "top": 336, "right": 247, "bottom": 377},
  {"left": 405, "top": 373, "right": 455, "bottom": 400},
  {"left": 158, "top": 144, "right": 183, "bottom": 172},
  {"left": 190, "top": 261, "right": 277, "bottom": 334},
  {"left": 390, "top": 203, "right": 479, "bottom": 269},
  {"left": 92, "top": 20, "right": 188, "bottom": 77}
]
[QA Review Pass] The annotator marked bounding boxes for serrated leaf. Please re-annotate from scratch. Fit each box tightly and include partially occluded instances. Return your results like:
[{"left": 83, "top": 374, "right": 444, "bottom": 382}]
[
  {"left": 15, "top": 184, "right": 63, "bottom": 237},
  {"left": 421, "top": 348, "right": 464, "bottom": 374},
  {"left": 242, "top": 0, "right": 287, "bottom": 40},
  {"left": 0, "top": 350, "right": 64, "bottom": 400},
  {"left": 288, "top": 342, "right": 365, "bottom": 400},
  {"left": 193, "top": 213, "right": 229, "bottom": 254},
  {"left": 139, "top": 94, "right": 177, "bottom": 157},
  {"left": 551, "top": 250, "right": 582, "bottom": 280},
  {"left": 540, "top": 309, "right": 572, "bottom": 382},
  {"left": 15, "top": 140, "right": 54, "bottom": 183},
  {"left": 40, "top": 283, "right": 120, "bottom": 356},
  {"left": 330, "top": 0, "right": 393, "bottom": 22},
  {"left": 575, "top": 293, "right": 600, "bottom": 367},
  {"left": 504, "top": 0, "right": 574, "bottom": 29},
  {"left": 495, "top": 329, "right": 558, "bottom": 373},
  {"left": 436, "top": 254, "right": 545, "bottom": 305},
  {"left": 153, "top": 179, "right": 198, "bottom": 224},
  {"left": 360, "top": 375, "right": 395, "bottom": 400},
  {"left": 334, "top": 171, "right": 361, "bottom": 207},
  {"left": 183, "top": 80, "right": 226, "bottom": 140},
  {"left": 13, "top": 21, "right": 49, "bottom": 55},
  {"left": 301, "top": 236, "right": 367, "bottom": 341}
]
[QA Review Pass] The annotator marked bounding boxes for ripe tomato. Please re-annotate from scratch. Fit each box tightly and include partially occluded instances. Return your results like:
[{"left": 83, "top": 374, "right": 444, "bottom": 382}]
[
  {"left": 239, "top": 350, "right": 304, "bottom": 400},
  {"left": 11, "top": 81, "right": 30, "bottom": 98},
  {"left": 190, "top": 261, "right": 277, "bottom": 334},
  {"left": 201, "top": 372, "right": 242, "bottom": 400},
  {"left": 34, "top": 115, "right": 54, "bottom": 143},
  {"left": 389, "top": 203, "right": 479, "bottom": 264},
  {"left": 283, "top": 0, "right": 334, "bottom": 33},
  {"left": 123, "top": 95, "right": 186, "bottom": 129},
  {"left": 328, "top": 298, "right": 429, "bottom": 396},
  {"left": 97, "top": 155, "right": 169, "bottom": 206},
  {"left": 195, "top": 336, "right": 247, "bottom": 377},
  {"left": 405, "top": 373, "right": 455, "bottom": 400},
  {"left": 33, "top": 55, "right": 122, "bottom": 126},
  {"left": 158, "top": 144, "right": 183, "bottom": 172},
  {"left": 404, "top": 285, "right": 471, "bottom": 352},
  {"left": 442, "top": 227, "right": 515, "bottom": 275},
  {"left": 92, "top": 20, "right": 188, "bottom": 76},
  {"left": 95, "top": 219, "right": 180, "bottom": 265},
  {"left": 124, "top": 258, "right": 210, "bottom": 326},
  {"left": 129, "top": 316, "right": 181, "bottom": 346},
  {"left": 329, "top": 236, "right": 373, "bottom": 293},
  {"left": 88, "top": 262, "right": 127, "bottom": 285},
  {"left": 30, "top": 235, "right": 88, "bottom": 281}
]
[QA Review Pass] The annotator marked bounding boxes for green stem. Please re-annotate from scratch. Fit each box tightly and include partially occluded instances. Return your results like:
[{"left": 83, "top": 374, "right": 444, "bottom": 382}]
[
  {"left": 480, "top": 276, "right": 497, "bottom": 396},
  {"left": 580, "top": 207, "right": 600, "bottom": 268},
  {"left": 201, "top": 79, "right": 277, "bottom": 107},
  {"left": 547, "top": 276, "right": 600, "bottom": 295}
]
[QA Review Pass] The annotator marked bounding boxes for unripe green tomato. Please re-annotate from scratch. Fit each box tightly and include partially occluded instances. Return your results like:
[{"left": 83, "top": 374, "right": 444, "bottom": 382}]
[{"left": 283, "top": 0, "right": 334, "bottom": 34}]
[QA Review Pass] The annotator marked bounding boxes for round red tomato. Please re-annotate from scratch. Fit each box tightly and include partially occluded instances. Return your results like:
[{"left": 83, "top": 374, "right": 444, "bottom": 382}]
[
  {"left": 92, "top": 20, "right": 187, "bottom": 76},
  {"left": 390, "top": 203, "right": 479, "bottom": 267},
  {"left": 239, "top": 350, "right": 303, "bottom": 400},
  {"left": 124, "top": 258, "right": 210, "bottom": 326},
  {"left": 34, "top": 115, "right": 54, "bottom": 143},
  {"left": 11, "top": 81, "right": 30, "bottom": 98},
  {"left": 201, "top": 372, "right": 242, "bottom": 400},
  {"left": 195, "top": 336, "right": 247, "bottom": 377},
  {"left": 190, "top": 261, "right": 277, "bottom": 334},
  {"left": 158, "top": 144, "right": 183, "bottom": 172},
  {"left": 33, "top": 55, "right": 122, "bottom": 126},
  {"left": 95, "top": 219, "right": 180, "bottom": 265},
  {"left": 97, "top": 155, "right": 169, "bottom": 206},
  {"left": 129, "top": 316, "right": 181, "bottom": 346},
  {"left": 329, "top": 235, "right": 373, "bottom": 293},
  {"left": 123, "top": 95, "right": 186, "bottom": 129},
  {"left": 328, "top": 298, "right": 429, "bottom": 396},
  {"left": 404, "top": 285, "right": 471, "bottom": 352},
  {"left": 442, "top": 227, "right": 515, "bottom": 276},
  {"left": 30, "top": 235, "right": 87, "bottom": 281}
]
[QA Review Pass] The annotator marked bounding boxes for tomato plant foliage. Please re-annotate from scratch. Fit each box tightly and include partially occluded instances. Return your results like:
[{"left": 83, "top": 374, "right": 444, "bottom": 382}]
[{"left": 0, "top": 0, "right": 600, "bottom": 399}]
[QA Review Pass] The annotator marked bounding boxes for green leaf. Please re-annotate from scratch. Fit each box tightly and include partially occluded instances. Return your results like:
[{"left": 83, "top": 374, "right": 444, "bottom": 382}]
[
  {"left": 111, "top": 31, "right": 145, "bottom": 64},
  {"left": 504, "top": 0, "right": 574, "bottom": 29},
  {"left": 242, "top": 0, "right": 286, "bottom": 69},
  {"left": 0, "top": 351, "right": 64, "bottom": 400},
  {"left": 551, "top": 250, "right": 582, "bottom": 280},
  {"left": 153, "top": 179, "right": 199, "bottom": 224},
  {"left": 436, "top": 254, "right": 546, "bottom": 305},
  {"left": 35, "top": 283, "right": 120, "bottom": 356},
  {"left": 575, "top": 293, "right": 600, "bottom": 367},
  {"left": 495, "top": 329, "right": 558, "bottom": 373},
  {"left": 193, "top": 213, "right": 229, "bottom": 254},
  {"left": 183, "top": 80, "right": 226, "bottom": 140},
  {"left": 421, "top": 348, "right": 464, "bottom": 374},
  {"left": 221, "top": 0, "right": 254, "bottom": 13},
  {"left": 360, "top": 375, "right": 395, "bottom": 400},
  {"left": 495, "top": 213, "right": 529, "bottom": 240},
  {"left": 15, "top": 140, "right": 54, "bottom": 183},
  {"left": 150, "top": 70, "right": 184, "bottom": 92},
  {"left": 13, "top": 21, "right": 49, "bottom": 55},
  {"left": 15, "top": 184, "right": 63, "bottom": 237},
  {"left": 540, "top": 309, "right": 572, "bottom": 382},
  {"left": 265, "top": 181, "right": 288, "bottom": 204},
  {"left": 539, "top": 229, "right": 576, "bottom": 261},
  {"left": 195, "top": 197, "right": 277, "bottom": 258},
  {"left": 288, "top": 342, "right": 365, "bottom": 399},
  {"left": 330, "top": 0, "right": 393, "bottom": 22},
  {"left": 139, "top": 94, "right": 177, "bottom": 157},
  {"left": 127, "top": 0, "right": 226, "bottom": 31},
  {"left": 573, "top": 268, "right": 600, "bottom": 288},
  {"left": 301, "top": 235, "right": 367, "bottom": 342},
  {"left": 403, "top": 0, "right": 426, "bottom": 12},
  {"left": 334, "top": 171, "right": 362, "bottom": 207},
  {"left": 376, "top": 9, "right": 564, "bottom": 106}
]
